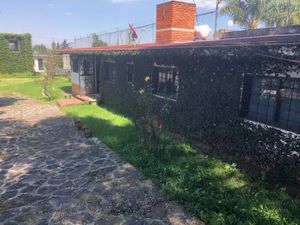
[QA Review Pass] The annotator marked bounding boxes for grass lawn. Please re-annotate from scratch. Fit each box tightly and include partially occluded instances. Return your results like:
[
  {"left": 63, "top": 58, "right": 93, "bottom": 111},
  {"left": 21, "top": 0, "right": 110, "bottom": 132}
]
[
  {"left": 63, "top": 104, "right": 300, "bottom": 225},
  {"left": 0, "top": 75, "right": 70, "bottom": 102},
  {"left": 1, "top": 75, "right": 299, "bottom": 225}
]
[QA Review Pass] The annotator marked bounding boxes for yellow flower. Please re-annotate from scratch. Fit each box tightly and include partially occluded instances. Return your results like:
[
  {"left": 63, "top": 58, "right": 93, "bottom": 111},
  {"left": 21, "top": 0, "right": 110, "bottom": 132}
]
[
  {"left": 145, "top": 76, "right": 151, "bottom": 82},
  {"left": 139, "top": 89, "right": 145, "bottom": 94}
]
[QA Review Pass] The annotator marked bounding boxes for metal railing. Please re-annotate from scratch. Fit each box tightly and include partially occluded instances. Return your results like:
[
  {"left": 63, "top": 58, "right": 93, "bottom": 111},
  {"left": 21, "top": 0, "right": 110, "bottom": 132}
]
[{"left": 68, "top": 5, "right": 300, "bottom": 49}]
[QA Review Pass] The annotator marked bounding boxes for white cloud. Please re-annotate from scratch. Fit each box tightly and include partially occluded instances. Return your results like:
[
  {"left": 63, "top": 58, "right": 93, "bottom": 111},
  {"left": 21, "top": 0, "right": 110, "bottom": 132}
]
[
  {"left": 227, "top": 19, "right": 234, "bottom": 27},
  {"left": 64, "top": 11, "right": 72, "bottom": 16}
]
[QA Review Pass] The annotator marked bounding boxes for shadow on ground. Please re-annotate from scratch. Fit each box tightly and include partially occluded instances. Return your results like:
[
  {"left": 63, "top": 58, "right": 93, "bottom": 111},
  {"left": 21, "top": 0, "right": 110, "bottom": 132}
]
[{"left": 0, "top": 97, "right": 202, "bottom": 225}]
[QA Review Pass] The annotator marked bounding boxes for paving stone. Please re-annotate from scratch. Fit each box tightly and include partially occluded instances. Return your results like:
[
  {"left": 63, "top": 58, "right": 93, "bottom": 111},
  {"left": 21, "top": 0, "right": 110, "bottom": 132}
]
[{"left": 0, "top": 94, "right": 204, "bottom": 225}]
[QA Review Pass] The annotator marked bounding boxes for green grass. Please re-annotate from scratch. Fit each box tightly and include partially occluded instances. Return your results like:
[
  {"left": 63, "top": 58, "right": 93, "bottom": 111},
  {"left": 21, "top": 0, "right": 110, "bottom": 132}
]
[
  {"left": 2, "top": 75, "right": 300, "bottom": 224},
  {"left": 63, "top": 104, "right": 300, "bottom": 225},
  {"left": 0, "top": 75, "right": 71, "bottom": 102}
]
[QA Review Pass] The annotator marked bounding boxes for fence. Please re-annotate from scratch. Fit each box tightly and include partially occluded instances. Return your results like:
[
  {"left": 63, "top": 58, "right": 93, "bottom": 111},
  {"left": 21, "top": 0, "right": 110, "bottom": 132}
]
[
  {"left": 68, "top": 22, "right": 156, "bottom": 48},
  {"left": 68, "top": 3, "right": 300, "bottom": 48}
]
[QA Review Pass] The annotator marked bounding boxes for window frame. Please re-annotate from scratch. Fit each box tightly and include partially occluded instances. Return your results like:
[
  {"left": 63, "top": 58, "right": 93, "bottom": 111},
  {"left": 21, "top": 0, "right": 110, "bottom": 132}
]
[
  {"left": 8, "top": 39, "right": 19, "bottom": 51},
  {"left": 151, "top": 64, "right": 179, "bottom": 102},
  {"left": 102, "top": 60, "right": 116, "bottom": 82},
  {"left": 126, "top": 62, "right": 134, "bottom": 84},
  {"left": 37, "top": 58, "right": 44, "bottom": 71},
  {"left": 72, "top": 59, "right": 79, "bottom": 73},
  {"left": 241, "top": 74, "right": 300, "bottom": 134}
]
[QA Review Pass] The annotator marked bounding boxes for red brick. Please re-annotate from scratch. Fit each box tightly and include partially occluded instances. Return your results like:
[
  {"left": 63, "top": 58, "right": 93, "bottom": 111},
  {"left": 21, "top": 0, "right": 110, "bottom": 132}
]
[{"left": 156, "top": 1, "right": 196, "bottom": 44}]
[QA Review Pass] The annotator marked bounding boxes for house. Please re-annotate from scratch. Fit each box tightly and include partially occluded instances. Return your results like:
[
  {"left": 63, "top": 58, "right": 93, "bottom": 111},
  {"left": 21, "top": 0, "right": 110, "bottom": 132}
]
[
  {"left": 33, "top": 54, "right": 46, "bottom": 73},
  {"left": 62, "top": 0, "right": 300, "bottom": 149},
  {"left": 0, "top": 33, "right": 32, "bottom": 73}
]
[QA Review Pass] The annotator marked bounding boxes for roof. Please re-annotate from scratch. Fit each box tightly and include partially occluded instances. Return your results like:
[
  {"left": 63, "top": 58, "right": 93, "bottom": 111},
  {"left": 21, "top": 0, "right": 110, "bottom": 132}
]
[{"left": 60, "top": 33, "right": 300, "bottom": 54}]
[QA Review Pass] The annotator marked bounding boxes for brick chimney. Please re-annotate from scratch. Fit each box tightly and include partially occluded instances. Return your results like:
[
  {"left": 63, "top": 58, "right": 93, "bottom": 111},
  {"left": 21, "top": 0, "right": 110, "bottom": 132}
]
[{"left": 156, "top": 1, "right": 196, "bottom": 44}]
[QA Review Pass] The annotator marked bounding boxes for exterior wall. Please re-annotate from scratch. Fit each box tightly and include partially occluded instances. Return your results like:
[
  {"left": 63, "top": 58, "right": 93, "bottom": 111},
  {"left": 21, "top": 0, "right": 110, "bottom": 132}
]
[
  {"left": 63, "top": 54, "right": 71, "bottom": 71},
  {"left": 68, "top": 43, "right": 300, "bottom": 183},
  {"left": 0, "top": 33, "right": 32, "bottom": 73},
  {"left": 156, "top": 1, "right": 196, "bottom": 44}
]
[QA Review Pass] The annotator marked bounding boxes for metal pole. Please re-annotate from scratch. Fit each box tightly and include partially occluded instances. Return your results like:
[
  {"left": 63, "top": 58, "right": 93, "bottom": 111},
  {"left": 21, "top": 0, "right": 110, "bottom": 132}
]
[
  {"left": 214, "top": 0, "right": 221, "bottom": 39},
  {"left": 286, "top": 0, "right": 291, "bottom": 25}
]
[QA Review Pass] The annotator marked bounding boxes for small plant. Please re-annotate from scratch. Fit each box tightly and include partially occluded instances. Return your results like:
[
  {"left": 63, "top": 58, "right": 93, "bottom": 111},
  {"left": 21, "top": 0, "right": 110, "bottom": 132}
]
[{"left": 129, "top": 76, "right": 171, "bottom": 157}]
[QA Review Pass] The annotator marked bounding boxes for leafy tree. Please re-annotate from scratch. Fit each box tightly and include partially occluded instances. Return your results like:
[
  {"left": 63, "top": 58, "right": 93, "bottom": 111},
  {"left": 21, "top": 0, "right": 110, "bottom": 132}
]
[
  {"left": 220, "top": 0, "right": 264, "bottom": 29},
  {"left": 51, "top": 41, "right": 56, "bottom": 50},
  {"left": 33, "top": 44, "right": 48, "bottom": 54},
  {"left": 262, "top": 0, "right": 300, "bottom": 27},
  {"left": 220, "top": 0, "right": 300, "bottom": 29},
  {"left": 60, "top": 39, "right": 69, "bottom": 49},
  {"left": 91, "top": 33, "right": 107, "bottom": 47}
]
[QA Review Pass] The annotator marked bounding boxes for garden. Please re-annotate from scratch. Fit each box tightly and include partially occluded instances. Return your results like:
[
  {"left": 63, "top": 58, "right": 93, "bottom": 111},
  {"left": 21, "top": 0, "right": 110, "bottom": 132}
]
[{"left": 0, "top": 73, "right": 300, "bottom": 225}]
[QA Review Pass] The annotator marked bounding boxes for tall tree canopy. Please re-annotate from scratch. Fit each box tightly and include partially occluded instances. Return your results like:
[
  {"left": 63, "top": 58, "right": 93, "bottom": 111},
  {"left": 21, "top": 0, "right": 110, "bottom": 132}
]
[
  {"left": 91, "top": 33, "right": 107, "bottom": 47},
  {"left": 33, "top": 44, "right": 48, "bottom": 55},
  {"left": 220, "top": 0, "right": 300, "bottom": 29},
  {"left": 262, "top": 0, "right": 300, "bottom": 27},
  {"left": 220, "top": 0, "right": 264, "bottom": 29}
]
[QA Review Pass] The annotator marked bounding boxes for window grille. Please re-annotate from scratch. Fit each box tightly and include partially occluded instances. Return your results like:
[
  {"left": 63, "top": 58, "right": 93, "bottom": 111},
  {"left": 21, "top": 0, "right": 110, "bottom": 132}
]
[
  {"left": 152, "top": 65, "right": 179, "bottom": 100},
  {"left": 241, "top": 75, "right": 300, "bottom": 133}
]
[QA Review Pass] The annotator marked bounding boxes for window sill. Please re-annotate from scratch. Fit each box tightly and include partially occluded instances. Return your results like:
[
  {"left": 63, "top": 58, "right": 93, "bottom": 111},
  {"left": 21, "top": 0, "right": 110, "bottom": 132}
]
[
  {"left": 152, "top": 94, "right": 177, "bottom": 102},
  {"left": 243, "top": 118, "right": 300, "bottom": 136}
]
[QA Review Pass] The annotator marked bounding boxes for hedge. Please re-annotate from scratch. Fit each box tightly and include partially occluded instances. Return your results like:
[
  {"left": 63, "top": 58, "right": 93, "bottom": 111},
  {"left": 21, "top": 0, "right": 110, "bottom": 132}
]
[{"left": 0, "top": 33, "right": 33, "bottom": 74}]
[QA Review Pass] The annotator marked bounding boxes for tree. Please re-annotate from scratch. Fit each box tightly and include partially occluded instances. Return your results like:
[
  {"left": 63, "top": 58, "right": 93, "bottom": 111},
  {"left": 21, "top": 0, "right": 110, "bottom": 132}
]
[
  {"left": 220, "top": 0, "right": 264, "bottom": 29},
  {"left": 60, "top": 39, "right": 69, "bottom": 49},
  {"left": 262, "top": 0, "right": 300, "bottom": 27},
  {"left": 91, "top": 33, "right": 107, "bottom": 47},
  {"left": 51, "top": 41, "right": 56, "bottom": 50},
  {"left": 33, "top": 44, "right": 48, "bottom": 54},
  {"left": 220, "top": 0, "right": 300, "bottom": 29},
  {"left": 38, "top": 50, "right": 63, "bottom": 99}
]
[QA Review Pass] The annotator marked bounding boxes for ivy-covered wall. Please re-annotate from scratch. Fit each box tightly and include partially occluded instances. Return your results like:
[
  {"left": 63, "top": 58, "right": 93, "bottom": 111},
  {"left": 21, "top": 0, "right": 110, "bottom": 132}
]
[
  {"left": 0, "top": 33, "right": 33, "bottom": 73},
  {"left": 72, "top": 44, "right": 300, "bottom": 182}
]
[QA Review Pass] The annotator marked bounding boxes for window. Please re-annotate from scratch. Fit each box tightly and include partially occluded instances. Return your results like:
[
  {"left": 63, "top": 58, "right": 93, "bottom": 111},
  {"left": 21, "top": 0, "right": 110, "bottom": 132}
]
[
  {"left": 72, "top": 59, "right": 79, "bottom": 73},
  {"left": 83, "top": 59, "right": 94, "bottom": 75},
  {"left": 103, "top": 61, "right": 116, "bottom": 82},
  {"left": 241, "top": 75, "right": 300, "bottom": 133},
  {"left": 152, "top": 65, "right": 179, "bottom": 100},
  {"left": 37, "top": 59, "right": 44, "bottom": 71},
  {"left": 126, "top": 63, "right": 134, "bottom": 83},
  {"left": 8, "top": 40, "right": 19, "bottom": 51}
]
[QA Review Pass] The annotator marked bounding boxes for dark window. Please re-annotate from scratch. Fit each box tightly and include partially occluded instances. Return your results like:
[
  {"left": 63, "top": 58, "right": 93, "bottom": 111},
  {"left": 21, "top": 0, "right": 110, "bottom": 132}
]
[
  {"left": 127, "top": 63, "right": 134, "bottom": 83},
  {"left": 103, "top": 61, "right": 116, "bottom": 82},
  {"left": 72, "top": 59, "right": 79, "bottom": 73},
  {"left": 241, "top": 75, "right": 300, "bottom": 133},
  {"left": 38, "top": 59, "right": 44, "bottom": 71},
  {"left": 152, "top": 65, "right": 179, "bottom": 100},
  {"left": 83, "top": 59, "right": 94, "bottom": 75},
  {"left": 8, "top": 40, "right": 19, "bottom": 51}
]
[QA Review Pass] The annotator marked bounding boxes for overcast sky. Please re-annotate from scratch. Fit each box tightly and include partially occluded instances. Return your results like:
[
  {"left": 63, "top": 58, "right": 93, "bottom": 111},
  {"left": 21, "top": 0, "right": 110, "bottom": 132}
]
[{"left": 0, "top": 0, "right": 236, "bottom": 46}]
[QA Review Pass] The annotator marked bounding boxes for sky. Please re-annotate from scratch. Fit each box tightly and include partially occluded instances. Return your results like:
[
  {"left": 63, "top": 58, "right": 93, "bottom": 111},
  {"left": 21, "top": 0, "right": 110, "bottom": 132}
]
[{"left": 0, "top": 0, "right": 236, "bottom": 46}]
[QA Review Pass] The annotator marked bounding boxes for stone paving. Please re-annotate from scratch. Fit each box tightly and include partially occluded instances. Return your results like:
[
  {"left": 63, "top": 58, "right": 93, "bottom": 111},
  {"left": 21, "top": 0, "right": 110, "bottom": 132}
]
[{"left": 0, "top": 94, "right": 204, "bottom": 225}]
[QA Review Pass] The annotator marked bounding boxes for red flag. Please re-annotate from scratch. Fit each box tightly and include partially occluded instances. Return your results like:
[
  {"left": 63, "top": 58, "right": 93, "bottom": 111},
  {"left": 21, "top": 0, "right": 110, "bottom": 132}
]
[{"left": 129, "top": 23, "right": 138, "bottom": 41}]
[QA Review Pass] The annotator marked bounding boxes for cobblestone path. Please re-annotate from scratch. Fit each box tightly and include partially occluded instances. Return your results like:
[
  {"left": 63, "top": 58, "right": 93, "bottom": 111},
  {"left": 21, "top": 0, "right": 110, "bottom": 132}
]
[{"left": 0, "top": 94, "right": 204, "bottom": 225}]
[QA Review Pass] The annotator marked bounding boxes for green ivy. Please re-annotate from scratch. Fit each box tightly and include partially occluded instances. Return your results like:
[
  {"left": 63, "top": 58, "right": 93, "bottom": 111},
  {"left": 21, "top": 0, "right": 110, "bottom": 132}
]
[
  {"left": 0, "top": 33, "right": 33, "bottom": 74},
  {"left": 72, "top": 45, "right": 300, "bottom": 184}
]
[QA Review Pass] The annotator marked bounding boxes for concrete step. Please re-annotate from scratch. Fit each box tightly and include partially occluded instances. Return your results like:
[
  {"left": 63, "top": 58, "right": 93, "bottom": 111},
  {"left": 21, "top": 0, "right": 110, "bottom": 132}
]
[
  {"left": 57, "top": 98, "right": 85, "bottom": 107},
  {"left": 75, "top": 95, "right": 97, "bottom": 105}
]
